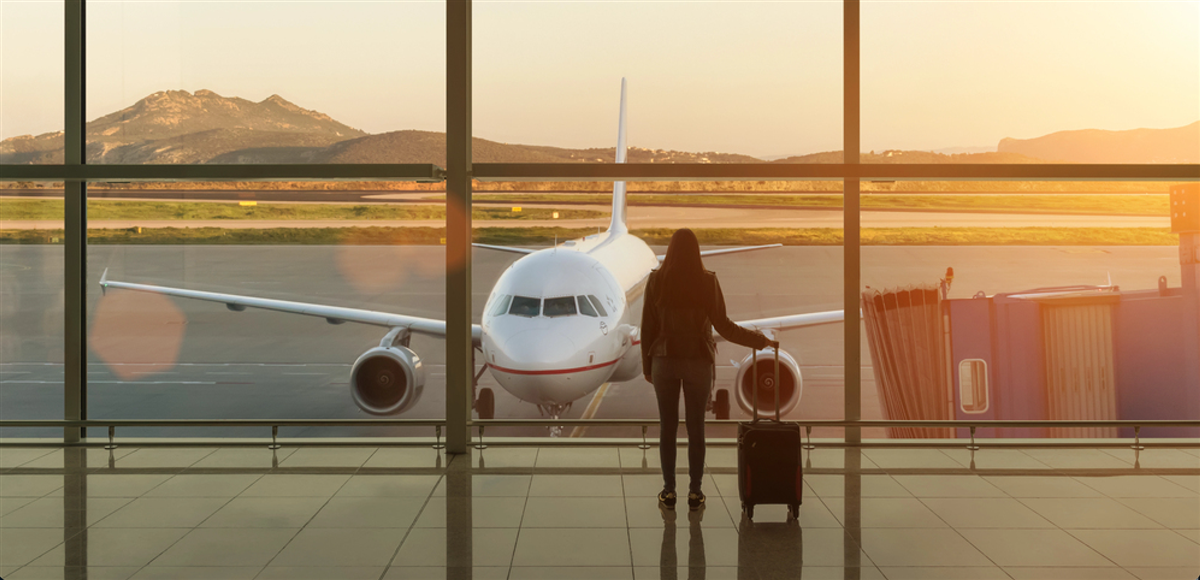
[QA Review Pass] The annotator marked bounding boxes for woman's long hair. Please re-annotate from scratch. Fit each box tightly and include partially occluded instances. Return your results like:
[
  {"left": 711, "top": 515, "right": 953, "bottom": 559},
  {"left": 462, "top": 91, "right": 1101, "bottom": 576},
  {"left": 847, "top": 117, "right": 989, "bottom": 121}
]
[{"left": 656, "top": 228, "right": 709, "bottom": 308}]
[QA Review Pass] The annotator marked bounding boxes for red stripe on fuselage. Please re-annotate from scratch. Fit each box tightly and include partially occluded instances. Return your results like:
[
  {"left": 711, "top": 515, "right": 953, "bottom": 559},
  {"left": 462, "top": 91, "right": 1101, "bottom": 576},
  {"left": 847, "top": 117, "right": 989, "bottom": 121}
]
[{"left": 490, "top": 358, "right": 619, "bottom": 376}]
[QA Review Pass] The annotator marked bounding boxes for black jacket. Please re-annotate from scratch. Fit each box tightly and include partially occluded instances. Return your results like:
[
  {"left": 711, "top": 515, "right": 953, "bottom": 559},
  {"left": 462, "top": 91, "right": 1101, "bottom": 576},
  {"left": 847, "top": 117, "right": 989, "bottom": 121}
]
[{"left": 640, "top": 269, "right": 769, "bottom": 376}]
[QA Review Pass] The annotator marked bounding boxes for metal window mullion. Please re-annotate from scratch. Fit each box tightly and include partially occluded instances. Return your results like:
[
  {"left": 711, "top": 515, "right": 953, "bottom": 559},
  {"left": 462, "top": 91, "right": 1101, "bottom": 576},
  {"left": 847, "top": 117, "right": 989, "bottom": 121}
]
[
  {"left": 445, "top": 0, "right": 472, "bottom": 455},
  {"left": 63, "top": 0, "right": 86, "bottom": 444},
  {"left": 844, "top": 0, "right": 861, "bottom": 444}
]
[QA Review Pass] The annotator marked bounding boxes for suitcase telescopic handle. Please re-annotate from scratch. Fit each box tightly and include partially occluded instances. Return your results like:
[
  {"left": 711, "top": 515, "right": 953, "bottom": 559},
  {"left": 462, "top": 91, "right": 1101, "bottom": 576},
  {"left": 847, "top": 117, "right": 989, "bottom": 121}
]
[
  {"left": 750, "top": 343, "right": 782, "bottom": 423},
  {"left": 773, "top": 343, "right": 781, "bottom": 422}
]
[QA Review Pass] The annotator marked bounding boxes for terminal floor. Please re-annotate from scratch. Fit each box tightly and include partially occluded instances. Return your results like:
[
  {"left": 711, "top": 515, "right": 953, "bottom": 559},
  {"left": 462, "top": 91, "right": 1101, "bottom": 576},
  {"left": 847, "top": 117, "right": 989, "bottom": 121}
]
[{"left": 0, "top": 444, "right": 1197, "bottom": 579}]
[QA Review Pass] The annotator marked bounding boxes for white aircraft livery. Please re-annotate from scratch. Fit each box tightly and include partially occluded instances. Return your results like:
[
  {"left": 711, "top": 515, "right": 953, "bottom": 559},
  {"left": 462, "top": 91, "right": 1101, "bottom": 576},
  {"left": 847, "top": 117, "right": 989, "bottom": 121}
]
[{"left": 100, "top": 79, "right": 846, "bottom": 426}]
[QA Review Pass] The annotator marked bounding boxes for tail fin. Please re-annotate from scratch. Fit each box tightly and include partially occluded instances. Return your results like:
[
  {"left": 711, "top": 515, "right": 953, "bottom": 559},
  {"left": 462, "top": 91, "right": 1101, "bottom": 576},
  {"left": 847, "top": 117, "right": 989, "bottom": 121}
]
[{"left": 609, "top": 78, "right": 629, "bottom": 234}]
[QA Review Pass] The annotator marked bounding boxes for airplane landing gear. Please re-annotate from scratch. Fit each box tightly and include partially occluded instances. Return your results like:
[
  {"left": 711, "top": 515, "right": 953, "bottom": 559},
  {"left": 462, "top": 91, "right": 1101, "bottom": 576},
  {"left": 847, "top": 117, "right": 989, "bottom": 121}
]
[
  {"left": 714, "top": 389, "right": 730, "bottom": 421},
  {"left": 476, "top": 388, "right": 495, "bottom": 420},
  {"left": 538, "top": 402, "right": 571, "bottom": 438}
]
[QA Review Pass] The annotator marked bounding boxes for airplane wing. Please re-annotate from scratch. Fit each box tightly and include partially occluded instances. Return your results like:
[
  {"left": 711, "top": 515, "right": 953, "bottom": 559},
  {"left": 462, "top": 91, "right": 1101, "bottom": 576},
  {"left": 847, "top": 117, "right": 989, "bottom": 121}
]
[
  {"left": 657, "top": 244, "right": 782, "bottom": 262},
  {"left": 99, "top": 269, "right": 483, "bottom": 345},
  {"left": 717, "top": 309, "right": 851, "bottom": 343},
  {"left": 473, "top": 243, "right": 536, "bottom": 255}
]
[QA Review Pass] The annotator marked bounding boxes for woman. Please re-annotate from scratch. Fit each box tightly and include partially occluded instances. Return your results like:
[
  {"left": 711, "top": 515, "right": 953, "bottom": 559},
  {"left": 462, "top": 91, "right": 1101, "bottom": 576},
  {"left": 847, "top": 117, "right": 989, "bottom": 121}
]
[{"left": 641, "top": 228, "right": 777, "bottom": 509}]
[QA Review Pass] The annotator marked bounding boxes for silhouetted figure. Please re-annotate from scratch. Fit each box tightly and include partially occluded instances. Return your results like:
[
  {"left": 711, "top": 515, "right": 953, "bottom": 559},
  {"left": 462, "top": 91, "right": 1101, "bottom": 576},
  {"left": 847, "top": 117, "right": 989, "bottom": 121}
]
[{"left": 642, "top": 228, "right": 776, "bottom": 508}]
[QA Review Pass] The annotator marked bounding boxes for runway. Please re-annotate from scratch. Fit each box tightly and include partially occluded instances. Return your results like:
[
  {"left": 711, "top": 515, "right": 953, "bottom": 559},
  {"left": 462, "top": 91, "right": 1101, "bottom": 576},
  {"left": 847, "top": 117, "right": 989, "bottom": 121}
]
[{"left": 0, "top": 244, "right": 1182, "bottom": 440}]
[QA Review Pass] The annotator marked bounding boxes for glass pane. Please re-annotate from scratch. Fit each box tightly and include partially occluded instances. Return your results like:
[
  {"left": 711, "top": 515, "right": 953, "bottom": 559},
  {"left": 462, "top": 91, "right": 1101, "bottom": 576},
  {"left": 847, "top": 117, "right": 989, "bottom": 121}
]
[
  {"left": 543, "top": 296, "right": 576, "bottom": 318},
  {"left": 864, "top": 1, "right": 1200, "bottom": 163},
  {"left": 861, "top": 180, "right": 1198, "bottom": 439},
  {"left": 85, "top": 181, "right": 445, "bottom": 437},
  {"left": 471, "top": 181, "right": 844, "bottom": 440},
  {"left": 508, "top": 296, "right": 540, "bottom": 318},
  {"left": 0, "top": 0, "right": 64, "bottom": 164},
  {"left": 0, "top": 183, "right": 64, "bottom": 436},
  {"left": 85, "top": 1, "right": 444, "bottom": 164},
  {"left": 475, "top": 1, "right": 841, "bottom": 162}
]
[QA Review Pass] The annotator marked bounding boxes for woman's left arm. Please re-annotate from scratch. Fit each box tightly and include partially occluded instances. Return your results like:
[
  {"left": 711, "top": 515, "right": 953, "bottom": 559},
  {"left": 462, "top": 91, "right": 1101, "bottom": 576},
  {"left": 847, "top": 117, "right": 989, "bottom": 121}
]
[{"left": 640, "top": 274, "right": 659, "bottom": 381}]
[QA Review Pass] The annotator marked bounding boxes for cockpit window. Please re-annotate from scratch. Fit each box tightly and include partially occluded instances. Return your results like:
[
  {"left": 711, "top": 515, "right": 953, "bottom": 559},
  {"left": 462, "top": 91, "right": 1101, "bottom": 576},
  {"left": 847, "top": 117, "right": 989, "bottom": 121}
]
[
  {"left": 577, "top": 295, "right": 598, "bottom": 317},
  {"left": 489, "top": 295, "right": 512, "bottom": 317},
  {"left": 587, "top": 295, "right": 608, "bottom": 317},
  {"left": 543, "top": 296, "right": 577, "bottom": 318},
  {"left": 509, "top": 296, "right": 541, "bottom": 317}
]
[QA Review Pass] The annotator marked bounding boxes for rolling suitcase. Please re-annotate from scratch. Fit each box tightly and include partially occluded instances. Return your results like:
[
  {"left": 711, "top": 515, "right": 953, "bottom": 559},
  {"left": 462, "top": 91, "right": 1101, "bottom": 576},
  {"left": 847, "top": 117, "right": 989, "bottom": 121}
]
[{"left": 737, "top": 345, "right": 803, "bottom": 520}]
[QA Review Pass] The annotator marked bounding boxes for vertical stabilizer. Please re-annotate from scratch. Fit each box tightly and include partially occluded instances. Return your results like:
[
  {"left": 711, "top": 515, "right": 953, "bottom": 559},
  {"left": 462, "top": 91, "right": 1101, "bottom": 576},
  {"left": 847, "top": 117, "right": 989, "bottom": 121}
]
[{"left": 609, "top": 79, "right": 629, "bottom": 234}]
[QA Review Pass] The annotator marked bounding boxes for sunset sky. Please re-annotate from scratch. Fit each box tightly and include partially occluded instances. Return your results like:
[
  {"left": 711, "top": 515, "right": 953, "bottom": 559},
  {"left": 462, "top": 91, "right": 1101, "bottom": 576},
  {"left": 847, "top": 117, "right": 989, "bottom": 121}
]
[{"left": 2, "top": 1, "right": 1197, "bottom": 157}]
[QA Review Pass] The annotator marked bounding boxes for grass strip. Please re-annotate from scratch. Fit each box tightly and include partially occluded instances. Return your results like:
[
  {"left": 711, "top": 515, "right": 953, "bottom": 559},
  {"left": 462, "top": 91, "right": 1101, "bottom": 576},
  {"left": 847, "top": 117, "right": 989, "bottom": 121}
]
[
  {"left": 0, "top": 199, "right": 601, "bottom": 221},
  {"left": 0, "top": 227, "right": 1179, "bottom": 246}
]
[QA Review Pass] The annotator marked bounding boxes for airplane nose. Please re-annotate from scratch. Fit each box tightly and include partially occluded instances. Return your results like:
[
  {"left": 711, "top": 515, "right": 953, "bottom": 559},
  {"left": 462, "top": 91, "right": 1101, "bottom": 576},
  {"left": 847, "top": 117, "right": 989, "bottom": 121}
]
[{"left": 501, "top": 330, "right": 577, "bottom": 369}]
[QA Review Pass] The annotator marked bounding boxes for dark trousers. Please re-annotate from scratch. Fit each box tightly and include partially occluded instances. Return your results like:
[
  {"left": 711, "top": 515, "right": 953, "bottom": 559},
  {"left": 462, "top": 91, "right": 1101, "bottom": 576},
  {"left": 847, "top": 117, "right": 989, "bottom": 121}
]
[{"left": 651, "top": 356, "right": 713, "bottom": 494}]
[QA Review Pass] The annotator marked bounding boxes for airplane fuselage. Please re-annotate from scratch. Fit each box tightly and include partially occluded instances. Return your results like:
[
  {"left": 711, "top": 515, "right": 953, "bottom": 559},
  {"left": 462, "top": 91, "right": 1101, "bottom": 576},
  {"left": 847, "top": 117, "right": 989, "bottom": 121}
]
[{"left": 480, "top": 229, "right": 659, "bottom": 407}]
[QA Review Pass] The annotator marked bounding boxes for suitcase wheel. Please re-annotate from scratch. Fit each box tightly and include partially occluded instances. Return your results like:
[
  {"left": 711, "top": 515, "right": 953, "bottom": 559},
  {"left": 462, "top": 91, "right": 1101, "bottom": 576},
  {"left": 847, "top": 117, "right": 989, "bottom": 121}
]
[
  {"left": 787, "top": 504, "right": 800, "bottom": 520},
  {"left": 742, "top": 502, "right": 754, "bottom": 520}
]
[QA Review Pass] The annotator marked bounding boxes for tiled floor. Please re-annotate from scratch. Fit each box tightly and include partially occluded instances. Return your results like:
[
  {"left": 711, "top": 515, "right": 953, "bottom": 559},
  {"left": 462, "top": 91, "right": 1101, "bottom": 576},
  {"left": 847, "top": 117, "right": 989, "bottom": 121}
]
[{"left": 0, "top": 444, "right": 1197, "bottom": 579}]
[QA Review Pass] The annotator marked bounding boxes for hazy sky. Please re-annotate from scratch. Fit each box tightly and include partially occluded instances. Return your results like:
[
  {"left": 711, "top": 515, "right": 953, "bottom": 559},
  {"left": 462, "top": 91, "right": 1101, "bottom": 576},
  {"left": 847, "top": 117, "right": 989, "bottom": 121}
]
[{"left": 2, "top": 1, "right": 1197, "bottom": 157}]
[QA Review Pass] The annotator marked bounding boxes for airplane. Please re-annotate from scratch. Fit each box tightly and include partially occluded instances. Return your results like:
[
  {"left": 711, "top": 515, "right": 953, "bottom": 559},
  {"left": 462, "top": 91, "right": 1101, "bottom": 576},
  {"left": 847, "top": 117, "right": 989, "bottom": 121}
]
[{"left": 98, "top": 79, "right": 846, "bottom": 429}]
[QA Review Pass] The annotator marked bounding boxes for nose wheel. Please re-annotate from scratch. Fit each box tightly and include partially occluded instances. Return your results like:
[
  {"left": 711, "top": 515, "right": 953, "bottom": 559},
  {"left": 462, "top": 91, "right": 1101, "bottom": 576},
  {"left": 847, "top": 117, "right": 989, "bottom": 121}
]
[{"left": 537, "top": 403, "right": 571, "bottom": 438}]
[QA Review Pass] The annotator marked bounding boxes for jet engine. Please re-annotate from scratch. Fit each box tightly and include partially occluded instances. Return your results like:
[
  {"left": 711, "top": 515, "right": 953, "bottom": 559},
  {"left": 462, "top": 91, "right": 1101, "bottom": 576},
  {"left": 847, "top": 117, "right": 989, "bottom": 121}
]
[
  {"left": 733, "top": 348, "right": 802, "bottom": 418},
  {"left": 349, "top": 346, "right": 425, "bottom": 415}
]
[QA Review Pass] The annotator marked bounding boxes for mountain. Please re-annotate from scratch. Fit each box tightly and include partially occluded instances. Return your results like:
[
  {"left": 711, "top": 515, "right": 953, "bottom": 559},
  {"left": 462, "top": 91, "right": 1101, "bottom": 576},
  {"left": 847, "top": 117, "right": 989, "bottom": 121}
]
[
  {"left": 998, "top": 122, "right": 1200, "bottom": 164},
  {"left": 771, "top": 150, "right": 1046, "bottom": 164},
  {"left": 0, "top": 90, "right": 365, "bottom": 164}
]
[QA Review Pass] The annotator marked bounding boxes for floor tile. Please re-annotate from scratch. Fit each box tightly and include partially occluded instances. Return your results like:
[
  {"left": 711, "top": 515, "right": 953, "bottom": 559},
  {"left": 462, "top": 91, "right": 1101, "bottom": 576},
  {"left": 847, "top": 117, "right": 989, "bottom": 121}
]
[
  {"left": 522, "top": 496, "right": 627, "bottom": 528},
  {"left": 704, "top": 447, "right": 738, "bottom": 469},
  {"left": 128, "top": 566, "right": 261, "bottom": 579},
  {"left": 707, "top": 473, "right": 764, "bottom": 498},
  {"left": 858, "top": 528, "right": 993, "bottom": 567},
  {"left": 891, "top": 475, "right": 1006, "bottom": 497},
  {"left": 256, "top": 567, "right": 384, "bottom": 579},
  {"left": 0, "top": 528, "right": 65, "bottom": 567},
  {"left": 529, "top": 474, "right": 623, "bottom": 496},
  {"left": 361, "top": 447, "right": 445, "bottom": 468},
  {"left": 940, "top": 449, "right": 1052, "bottom": 470},
  {"left": 920, "top": 497, "right": 1055, "bottom": 528},
  {"left": 17, "top": 449, "right": 137, "bottom": 470},
  {"left": 534, "top": 447, "right": 621, "bottom": 469},
  {"left": 1021, "top": 449, "right": 1133, "bottom": 469},
  {"left": 145, "top": 474, "right": 262, "bottom": 498},
  {"left": 726, "top": 496, "right": 840, "bottom": 528},
  {"left": 619, "top": 447, "right": 662, "bottom": 469},
  {"left": 861, "top": 449, "right": 961, "bottom": 469},
  {"left": 338, "top": 474, "right": 442, "bottom": 497},
  {"left": 804, "top": 474, "right": 911, "bottom": 498},
  {"left": 187, "top": 448, "right": 295, "bottom": 469},
  {"left": 1106, "top": 448, "right": 1200, "bottom": 469},
  {"left": 199, "top": 496, "right": 327, "bottom": 527},
  {"left": 1125, "top": 567, "right": 1200, "bottom": 580},
  {"left": 822, "top": 497, "right": 947, "bottom": 528},
  {"left": 1019, "top": 498, "right": 1164, "bottom": 529},
  {"left": 0, "top": 495, "right": 34, "bottom": 516},
  {"left": 763, "top": 567, "right": 885, "bottom": 580},
  {"left": 1159, "top": 474, "right": 1200, "bottom": 492},
  {"left": 67, "top": 474, "right": 172, "bottom": 498},
  {"left": 0, "top": 475, "right": 64, "bottom": 497},
  {"left": 1003, "top": 567, "right": 1135, "bottom": 580},
  {"left": 270, "top": 527, "right": 407, "bottom": 566},
  {"left": 512, "top": 528, "right": 631, "bottom": 566},
  {"left": 1076, "top": 475, "right": 1197, "bottom": 498},
  {"left": 630, "top": 499, "right": 737, "bottom": 528},
  {"left": 381, "top": 567, "right": 510, "bottom": 580},
  {"left": 635, "top": 566, "right": 747, "bottom": 580},
  {"left": 111, "top": 448, "right": 217, "bottom": 469},
  {"left": 983, "top": 475, "right": 1105, "bottom": 498},
  {"left": 29, "top": 528, "right": 191, "bottom": 567},
  {"left": 801, "top": 448, "right": 879, "bottom": 470},
  {"left": 94, "top": 497, "right": 229, "bottom": 528},
  {"left": 148, "top": 528, "right": 297, "bottom": 567},
  {"left": 307, "top": 496, "right": 424, "bottom": 528},
  {"left": 877, "top": 567, "right": 1010, "bottom": 579},
  {"left": 623, "top": 474, "right": 673, "bottom": 499},
  {"left": 414, "top": 496, "right": 527, "bottom": 528},
  {"left": 471, "top": 447, "right": 538, "bottom": 469},
  {"left": 434, "top": 475, "right": 531, "bottom": 497},
  {"left": 238, "top": 474, "right": 350, "bottom": 497},
  {"left": 629, "top": 526, "right": 740, "bottom": 567},
  {"left": 1175, "top": 528, "right": 1200, "bottom": 544},
  {"left": 509, "top": 567, "right": 634, "bottom": 580},
  {"left": 0, "top": 448, "right": 55, "bottom": 468},
  {"left": 276, "top": 447, "right": 375, "bottom": 468},
  {"left": 957, "top": 528, "right": 1112, "bottom": 567},
  {"left": 8, "top": 567, "right": 141, "bottom": 579},
  {"left": 740, "top": 527, "right": 870, "bottom": 568},
  {"left": 0, "top": 497, "right": 131, "bottom": 527},
  {"left": 391, "top": 528, "right": 519, "bottom": 567},
  {"left": 1068, "top": 529, "right": 1200, "bottom": 568}
]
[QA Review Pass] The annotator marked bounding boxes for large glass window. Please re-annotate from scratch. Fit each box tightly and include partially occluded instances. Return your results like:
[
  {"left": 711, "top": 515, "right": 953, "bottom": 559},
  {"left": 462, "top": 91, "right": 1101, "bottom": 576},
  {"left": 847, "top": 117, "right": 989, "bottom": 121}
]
[
  {"left": 85, "top": 1, "right": 444, "bottom": 164},
  {"left": 85, "top": 181, "right": 445, "bottom": 437},
  {"left": 0, "top": 0, "right": 64, "bottom": 165}
]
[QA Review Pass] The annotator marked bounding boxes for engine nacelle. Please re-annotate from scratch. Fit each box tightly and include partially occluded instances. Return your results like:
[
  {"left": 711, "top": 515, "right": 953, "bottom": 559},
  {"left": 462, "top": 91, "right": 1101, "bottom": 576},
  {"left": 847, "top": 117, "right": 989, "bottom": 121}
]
[
  {"left": 734, "top": 348, "right": 803, "bottom": 418},
  {"left": 350, "top": 346, "right": 425, "bottom": 415}
]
